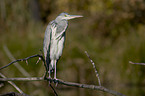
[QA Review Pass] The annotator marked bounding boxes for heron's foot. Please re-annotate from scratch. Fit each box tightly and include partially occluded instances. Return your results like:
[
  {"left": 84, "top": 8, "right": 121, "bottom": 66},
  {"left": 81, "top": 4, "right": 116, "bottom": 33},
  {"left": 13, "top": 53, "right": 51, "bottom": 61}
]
[
  {"left": 47, "top": 75, "right": 52, "bottom": 84},
  {"left": 48, "top": 75, "right": 51, "bottom": 79},
  {"left": 54, "top": 77, "right": 59, "bottom": 87}
]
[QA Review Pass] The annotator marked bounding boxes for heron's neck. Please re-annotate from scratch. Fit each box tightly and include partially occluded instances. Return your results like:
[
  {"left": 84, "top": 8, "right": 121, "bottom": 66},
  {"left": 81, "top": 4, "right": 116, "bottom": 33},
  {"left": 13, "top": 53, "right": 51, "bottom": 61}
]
[
  {"left": 54, "top": 20, "right": 68, "bottom": 28},
  {"left": 54, "top": 20, "right": 68, "bottom": 34},
  {"left": 55, "top": 19, "right": 67, "bottom": 24}
]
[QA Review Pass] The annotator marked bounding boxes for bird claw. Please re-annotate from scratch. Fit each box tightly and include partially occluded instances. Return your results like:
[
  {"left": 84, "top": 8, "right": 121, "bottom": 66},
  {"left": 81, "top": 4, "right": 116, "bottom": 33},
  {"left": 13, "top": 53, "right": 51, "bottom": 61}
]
[{"left": 54, "top": 78, "right": 58, "bottom": 87}]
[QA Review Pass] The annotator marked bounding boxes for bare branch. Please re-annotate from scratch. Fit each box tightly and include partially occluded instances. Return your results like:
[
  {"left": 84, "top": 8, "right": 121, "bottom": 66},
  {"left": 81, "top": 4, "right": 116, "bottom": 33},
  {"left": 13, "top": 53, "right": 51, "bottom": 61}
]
[
  {"left": 0, "top": 77, "right": 126, "bottom": 96},
  {"left": 0, "top": 49, "right": 125, "bottom": 96},
  {"left": 85, "top": 51, "right": 101, "bottom": 86},
  {"left": 0, "top": 73, "right": 23, "bottom": 93},
  {"left": 49, "top": 83, "right": 58, "bottom": 96},
  {"left": 0, "top": 92, "right": 29, "bottom": 96},
  {"left": 0, "top": 54, "right": 45, "bottom": 70},
  {"left": 129, "top": 61, "right": 145, "bottom": 65}
]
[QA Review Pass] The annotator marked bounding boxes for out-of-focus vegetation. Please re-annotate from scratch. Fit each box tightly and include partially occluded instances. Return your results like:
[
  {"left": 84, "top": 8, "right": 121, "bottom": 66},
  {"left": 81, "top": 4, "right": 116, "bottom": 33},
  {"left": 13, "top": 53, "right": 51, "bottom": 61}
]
[{"left": 0, "top": 0, "right": 145, "bottom": 96}]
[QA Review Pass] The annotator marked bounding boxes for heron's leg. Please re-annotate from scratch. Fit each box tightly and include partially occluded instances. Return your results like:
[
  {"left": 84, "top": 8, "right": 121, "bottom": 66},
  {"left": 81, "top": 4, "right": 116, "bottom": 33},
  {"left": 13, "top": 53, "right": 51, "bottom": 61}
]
[
  {"left": 54, "top": 60, "right": 57, "bottom": 79},
  {"left": 54, "top": 60, "right": 58, "bottom": 86},
  {"left": 49, "top": 67, "right": 51, "bottom": 78}
]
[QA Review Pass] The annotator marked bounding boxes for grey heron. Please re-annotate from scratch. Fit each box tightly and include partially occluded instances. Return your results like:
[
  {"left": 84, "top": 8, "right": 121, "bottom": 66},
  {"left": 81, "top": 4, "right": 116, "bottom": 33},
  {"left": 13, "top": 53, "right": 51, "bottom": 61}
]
[{"left": 43, "top": 12, "right": 83, "bottom": 79}]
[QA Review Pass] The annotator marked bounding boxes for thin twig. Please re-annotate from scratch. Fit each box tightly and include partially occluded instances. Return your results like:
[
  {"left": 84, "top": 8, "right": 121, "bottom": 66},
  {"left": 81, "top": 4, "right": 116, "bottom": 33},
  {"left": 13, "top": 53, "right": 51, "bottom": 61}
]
[
  {"left": 36, "top": 57, "right": 41, "bottom": 64},
  {"left": 0, "top": 54, "right": 45, "bottom": 70},
  {"left": 129, "top": 61, "right": 145, "bottom": 65},
  {"left": 3, "top": 45, "right": 31, "bottom": 77},
  {"left": 85, "top": 51, "right": 101, "bottom": 86},
  {"left": 0, "top": 52, "right": 48, "bottom": 77},
  {"left": 0, "top": 92, "right": 29, "bottom": 96},
  {"left": 49, "top": 83, "right": 58, "bottom": 96},
  {"left": 0, "top": 73, "right": 23, "bottom": 93},
  {"left": 0, "top": 77, "right": 125, "bottom": 96}
]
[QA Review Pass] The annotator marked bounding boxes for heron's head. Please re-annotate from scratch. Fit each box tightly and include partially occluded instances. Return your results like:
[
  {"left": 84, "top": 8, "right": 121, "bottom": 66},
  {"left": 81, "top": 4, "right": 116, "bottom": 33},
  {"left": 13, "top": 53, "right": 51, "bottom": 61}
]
[{"left": 55, "top": 12, "right": 83, "bottom": 22}]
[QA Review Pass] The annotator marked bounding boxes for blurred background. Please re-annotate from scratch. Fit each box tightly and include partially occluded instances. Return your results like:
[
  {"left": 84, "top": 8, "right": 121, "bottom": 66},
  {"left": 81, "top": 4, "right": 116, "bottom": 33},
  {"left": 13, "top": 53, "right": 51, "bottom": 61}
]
[{"left": 0, "top": 0, "right": 145, "bottom": 96}]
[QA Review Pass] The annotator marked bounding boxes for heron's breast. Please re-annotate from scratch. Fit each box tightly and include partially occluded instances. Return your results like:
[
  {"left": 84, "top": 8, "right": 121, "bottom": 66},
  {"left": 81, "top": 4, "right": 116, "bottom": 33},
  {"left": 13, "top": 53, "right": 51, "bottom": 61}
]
[
  {"left": 50, "top": 40, "right": 58, "bottom": 59},
  {"left": 50, "top": 37, "right": 64, "bottom": 60}
]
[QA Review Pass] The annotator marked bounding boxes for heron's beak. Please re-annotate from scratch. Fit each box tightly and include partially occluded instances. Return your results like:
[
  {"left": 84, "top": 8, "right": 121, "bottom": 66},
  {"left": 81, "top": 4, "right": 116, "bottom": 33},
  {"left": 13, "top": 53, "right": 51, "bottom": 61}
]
[{"left": 63, "top": 15, "right": 83, "bottom": 20}]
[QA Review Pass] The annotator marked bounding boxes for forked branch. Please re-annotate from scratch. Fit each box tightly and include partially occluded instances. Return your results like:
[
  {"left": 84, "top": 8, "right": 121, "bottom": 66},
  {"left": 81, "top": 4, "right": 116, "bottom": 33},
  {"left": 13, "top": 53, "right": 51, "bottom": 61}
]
[
  {"left": 129, "top": 61, "right": 145, "bottom": 65},
  {"left": 0, "top": 54, "right": 126, "bottom": 96},
  {"left": 0, "top": 54, "right": 45, "bottom": 70},
  {"left": 0, "top": 77, "right": 125, "bottom": 96},
  {"left": 0, "top": 73, "right": 23, "bottom": 93},
  {"left": 85, "top": 51, "right": 101, "bottom": 86}
]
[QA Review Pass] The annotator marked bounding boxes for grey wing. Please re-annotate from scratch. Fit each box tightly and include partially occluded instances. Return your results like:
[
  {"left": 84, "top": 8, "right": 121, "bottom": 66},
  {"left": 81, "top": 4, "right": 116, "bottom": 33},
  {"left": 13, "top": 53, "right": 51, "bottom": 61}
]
[{"left": 43, "top": 22, "right": 52, "bottom": 65}]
